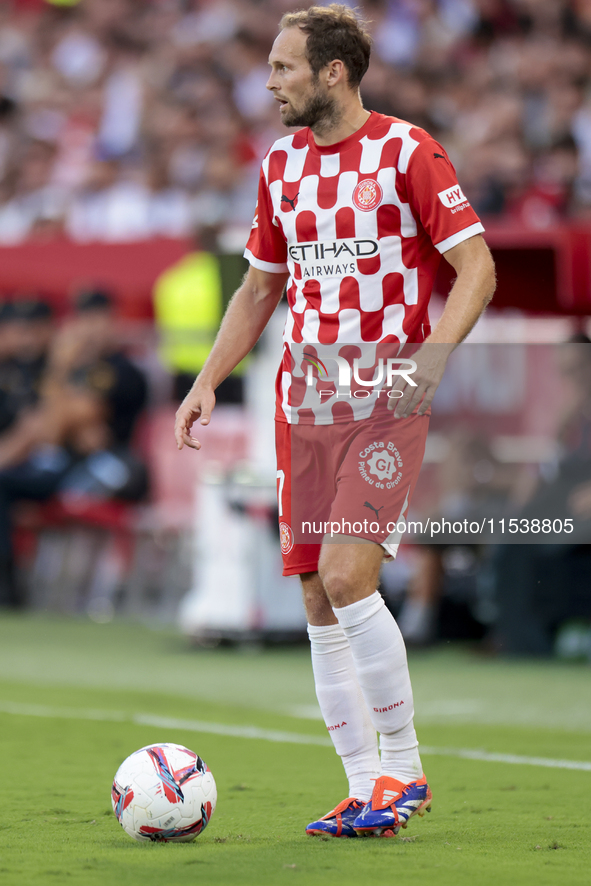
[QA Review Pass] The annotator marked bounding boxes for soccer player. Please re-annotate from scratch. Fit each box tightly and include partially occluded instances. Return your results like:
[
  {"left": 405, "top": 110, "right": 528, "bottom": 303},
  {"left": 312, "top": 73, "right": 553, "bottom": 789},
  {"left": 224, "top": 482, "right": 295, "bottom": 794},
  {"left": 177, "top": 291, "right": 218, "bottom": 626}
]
[{"left": 175, "top": 5, "right": 495, "bottom": 838}]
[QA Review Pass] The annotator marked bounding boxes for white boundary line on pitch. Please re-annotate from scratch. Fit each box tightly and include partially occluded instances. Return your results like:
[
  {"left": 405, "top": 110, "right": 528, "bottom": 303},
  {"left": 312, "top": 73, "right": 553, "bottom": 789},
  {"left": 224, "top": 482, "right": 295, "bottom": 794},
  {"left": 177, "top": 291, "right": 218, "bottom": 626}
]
[{"left": 1, "top": 700, "right": 590, "bottom": 772}]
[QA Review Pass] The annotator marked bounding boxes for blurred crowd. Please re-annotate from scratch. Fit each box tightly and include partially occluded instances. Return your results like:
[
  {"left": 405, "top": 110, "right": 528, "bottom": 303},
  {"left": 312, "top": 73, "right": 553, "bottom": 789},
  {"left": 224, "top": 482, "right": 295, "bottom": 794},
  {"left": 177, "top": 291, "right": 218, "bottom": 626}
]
[
  {"left": 0, "top": 289, "right": 148, "bottom": 605},
  {"left": 384, "top": 337, "right": 591, "bottom": 658},
  {"left": 0, "top": 0, "right": 589, "bottom": 244}
]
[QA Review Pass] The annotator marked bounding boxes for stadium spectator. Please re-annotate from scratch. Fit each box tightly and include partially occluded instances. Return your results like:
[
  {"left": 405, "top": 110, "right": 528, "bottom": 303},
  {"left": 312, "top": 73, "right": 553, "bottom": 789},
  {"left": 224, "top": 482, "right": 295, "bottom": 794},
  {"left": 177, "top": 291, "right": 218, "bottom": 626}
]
[
  {"left": 396, "top": 430, "right": 514, "bottom": 645},
  {"left": 0, "top": 295, "right": 53, "bottom": 431},
  {"left": 0, "top": 286, "right": 147, "bottom": 608},
  {"left": 491, "top": 335, "right": 591, "bottom": 655}
]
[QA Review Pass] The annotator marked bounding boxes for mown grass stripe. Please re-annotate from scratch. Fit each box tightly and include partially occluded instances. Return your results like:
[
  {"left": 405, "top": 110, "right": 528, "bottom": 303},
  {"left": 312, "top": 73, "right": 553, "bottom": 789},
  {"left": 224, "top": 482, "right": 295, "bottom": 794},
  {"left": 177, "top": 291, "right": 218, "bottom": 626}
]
[
  {"left": 420, "top": 745, "right": 591, "bottom": 771},
  {"left": 133, "top": 713, "right": 332, "bottom": 746},
  {"left": 1, "top": 699, "right": 590, "bottom": 772}
]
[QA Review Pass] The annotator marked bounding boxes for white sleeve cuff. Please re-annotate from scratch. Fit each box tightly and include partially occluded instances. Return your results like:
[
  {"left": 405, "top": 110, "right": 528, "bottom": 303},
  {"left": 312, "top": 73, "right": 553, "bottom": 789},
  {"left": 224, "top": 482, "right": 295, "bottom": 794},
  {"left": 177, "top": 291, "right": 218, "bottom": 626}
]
[
  {"left": 243, "top": 248, "right": 289, "bottom": 274},
  {"left": 434, "top": 222, "right": 485, "bottom": 255}
]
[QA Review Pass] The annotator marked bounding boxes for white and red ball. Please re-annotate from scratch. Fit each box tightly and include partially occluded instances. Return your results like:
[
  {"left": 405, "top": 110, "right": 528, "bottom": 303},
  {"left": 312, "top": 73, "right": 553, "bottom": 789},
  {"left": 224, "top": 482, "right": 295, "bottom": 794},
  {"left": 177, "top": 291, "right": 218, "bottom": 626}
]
[{"left": 111, "top": 743, "right": 216, "bottom": 842}]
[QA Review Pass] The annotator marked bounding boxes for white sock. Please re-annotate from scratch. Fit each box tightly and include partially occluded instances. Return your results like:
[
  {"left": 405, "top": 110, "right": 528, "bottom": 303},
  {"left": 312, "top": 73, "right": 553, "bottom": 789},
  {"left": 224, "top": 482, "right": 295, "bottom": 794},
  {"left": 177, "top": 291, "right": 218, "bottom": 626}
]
[
  {"left": 308, "top": 623, "right": 380, "bottom": 802},
  {"left": 333, "top": 592, "right": 423, "bottom": 784}
]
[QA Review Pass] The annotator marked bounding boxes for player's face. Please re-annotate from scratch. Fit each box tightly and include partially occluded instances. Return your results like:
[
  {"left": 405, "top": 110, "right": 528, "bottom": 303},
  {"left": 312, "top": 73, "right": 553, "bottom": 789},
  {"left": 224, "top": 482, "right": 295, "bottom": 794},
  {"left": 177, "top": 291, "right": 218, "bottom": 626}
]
[{"left": 267, "top": 27, "right": 335, "bottom": 129}]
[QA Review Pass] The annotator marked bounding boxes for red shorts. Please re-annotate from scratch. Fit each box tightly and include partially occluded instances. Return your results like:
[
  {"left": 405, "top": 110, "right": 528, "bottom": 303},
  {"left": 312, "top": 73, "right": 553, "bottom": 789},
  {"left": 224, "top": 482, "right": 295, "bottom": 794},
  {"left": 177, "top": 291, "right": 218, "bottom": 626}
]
[{"left": 275, "top": 409, "right": 429, "bottom": 576}]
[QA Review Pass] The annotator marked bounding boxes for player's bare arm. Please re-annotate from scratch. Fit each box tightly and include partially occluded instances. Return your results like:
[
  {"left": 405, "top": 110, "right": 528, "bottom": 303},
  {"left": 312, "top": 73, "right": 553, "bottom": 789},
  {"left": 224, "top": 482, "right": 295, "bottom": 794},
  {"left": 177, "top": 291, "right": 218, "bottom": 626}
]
[
  {"left": 174, "top": 266, "right": 288, "bottom": 450},
  {"left": 391, "top": 234, "right": 496, "bottom": 418}
]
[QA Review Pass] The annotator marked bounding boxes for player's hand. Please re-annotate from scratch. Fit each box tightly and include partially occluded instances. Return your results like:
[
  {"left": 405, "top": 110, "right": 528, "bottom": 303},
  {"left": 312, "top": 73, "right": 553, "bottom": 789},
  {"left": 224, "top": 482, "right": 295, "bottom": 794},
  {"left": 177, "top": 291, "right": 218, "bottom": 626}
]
[
  {"left": 387, "top": 344, "right": 452, "bottom": 418},
  {"left": 174, "top": 384, "right": 216, "bottom": 450}
]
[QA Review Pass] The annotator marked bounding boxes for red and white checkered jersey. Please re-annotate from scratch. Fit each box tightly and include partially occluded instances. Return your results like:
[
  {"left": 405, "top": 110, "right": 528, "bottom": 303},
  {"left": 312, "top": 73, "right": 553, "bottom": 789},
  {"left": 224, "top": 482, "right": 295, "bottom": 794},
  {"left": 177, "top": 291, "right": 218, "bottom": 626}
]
[{"left": 244, "top": 112, "right": 484, "bottom": 424}]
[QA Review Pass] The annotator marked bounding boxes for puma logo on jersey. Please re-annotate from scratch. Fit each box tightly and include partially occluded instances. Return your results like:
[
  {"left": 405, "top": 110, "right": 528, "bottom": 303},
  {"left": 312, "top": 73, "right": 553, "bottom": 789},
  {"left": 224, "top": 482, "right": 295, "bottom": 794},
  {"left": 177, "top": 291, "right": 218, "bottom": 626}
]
[
  {"left": 438, "top": 185, "right": 468, "bottom": 207},
  {"left": 433, "top": 152, "right": 446, "bottom": 160},
  {"left": 281, "top": 193, "right": 299, "bottom": 211}
]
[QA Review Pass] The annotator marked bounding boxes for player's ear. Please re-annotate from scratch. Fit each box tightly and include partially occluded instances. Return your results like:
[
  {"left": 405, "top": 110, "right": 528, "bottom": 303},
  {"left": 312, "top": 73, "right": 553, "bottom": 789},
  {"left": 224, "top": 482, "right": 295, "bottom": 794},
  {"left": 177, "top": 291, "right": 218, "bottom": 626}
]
[{"left": 325, "top": 59, "right": 346, "bottom": 87}]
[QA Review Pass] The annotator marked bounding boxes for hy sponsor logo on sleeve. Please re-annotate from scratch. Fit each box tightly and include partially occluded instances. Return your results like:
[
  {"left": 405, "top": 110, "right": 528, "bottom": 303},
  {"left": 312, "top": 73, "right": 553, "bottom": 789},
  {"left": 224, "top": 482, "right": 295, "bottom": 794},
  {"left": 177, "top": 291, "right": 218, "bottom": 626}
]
[{"left": 437, "top": 185, "right": 470, "bottom": 213}]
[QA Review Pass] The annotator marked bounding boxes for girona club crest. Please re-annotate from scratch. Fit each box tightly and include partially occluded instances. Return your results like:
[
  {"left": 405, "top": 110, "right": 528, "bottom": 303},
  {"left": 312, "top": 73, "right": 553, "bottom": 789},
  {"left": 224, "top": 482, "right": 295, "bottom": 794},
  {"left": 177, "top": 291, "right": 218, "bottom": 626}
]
[
  {"left": 279, "top": 522, "right": 294, "bottom": 554},
  {"left": 353, "top": 179, "right": 383, "bottom": 212}
]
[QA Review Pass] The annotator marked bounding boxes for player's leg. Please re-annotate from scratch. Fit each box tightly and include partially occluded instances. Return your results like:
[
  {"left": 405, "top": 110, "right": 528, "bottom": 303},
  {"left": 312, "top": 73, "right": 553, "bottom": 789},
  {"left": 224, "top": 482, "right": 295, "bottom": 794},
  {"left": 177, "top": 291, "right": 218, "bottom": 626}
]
[
  {"left": 319, "top": 540, "right": 431, "bottom": 835},
  {"left": 303, "top": 572, "right": 380, "bottom": 786},
  {"left": 302, "top": 568, "right": 381, "bottom": 836},
  {"left": 319, "top": 540, "right": 422, "bottom": 782},
  {"left": 275, "top": 420, "right": 377, "bottom": 833}
]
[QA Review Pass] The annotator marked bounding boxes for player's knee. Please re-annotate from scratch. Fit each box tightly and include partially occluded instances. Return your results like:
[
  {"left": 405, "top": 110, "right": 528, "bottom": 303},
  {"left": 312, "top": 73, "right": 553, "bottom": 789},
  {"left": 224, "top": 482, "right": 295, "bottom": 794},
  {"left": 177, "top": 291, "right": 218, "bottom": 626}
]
[{"left": 319, "top": 566, "right": 358, "bottom": 609}]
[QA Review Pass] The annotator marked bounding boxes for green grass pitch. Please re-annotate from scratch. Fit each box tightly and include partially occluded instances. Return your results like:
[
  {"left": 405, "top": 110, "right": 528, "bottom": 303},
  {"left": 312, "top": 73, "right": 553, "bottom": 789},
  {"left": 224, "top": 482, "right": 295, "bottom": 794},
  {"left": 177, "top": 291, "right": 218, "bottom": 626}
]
[{"left": 0, "top": 614, "right": 590, "bottom": 886}]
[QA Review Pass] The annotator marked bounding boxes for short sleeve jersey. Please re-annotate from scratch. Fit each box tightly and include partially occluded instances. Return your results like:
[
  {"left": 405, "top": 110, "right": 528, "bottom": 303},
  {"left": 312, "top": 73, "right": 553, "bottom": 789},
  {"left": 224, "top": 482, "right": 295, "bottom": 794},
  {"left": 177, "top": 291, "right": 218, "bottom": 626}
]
[{"left": 244, "top": 112, "right": 484, "bottom": 425}]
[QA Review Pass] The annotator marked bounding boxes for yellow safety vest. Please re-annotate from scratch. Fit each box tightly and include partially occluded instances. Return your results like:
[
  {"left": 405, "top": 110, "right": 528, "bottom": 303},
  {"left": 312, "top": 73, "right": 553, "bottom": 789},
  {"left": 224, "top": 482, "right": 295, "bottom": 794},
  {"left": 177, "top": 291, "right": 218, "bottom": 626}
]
[{"left": 153, "top": 251, "right": 224, "bottom": 375}]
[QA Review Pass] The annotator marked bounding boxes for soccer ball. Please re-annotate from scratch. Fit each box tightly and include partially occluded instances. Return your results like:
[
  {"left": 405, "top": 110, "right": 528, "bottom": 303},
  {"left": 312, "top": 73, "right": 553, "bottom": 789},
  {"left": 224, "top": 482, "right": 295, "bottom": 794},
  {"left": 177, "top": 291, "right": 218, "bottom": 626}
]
[{"left": 111, "top": 743, "right": 217, "bottom": 842}]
